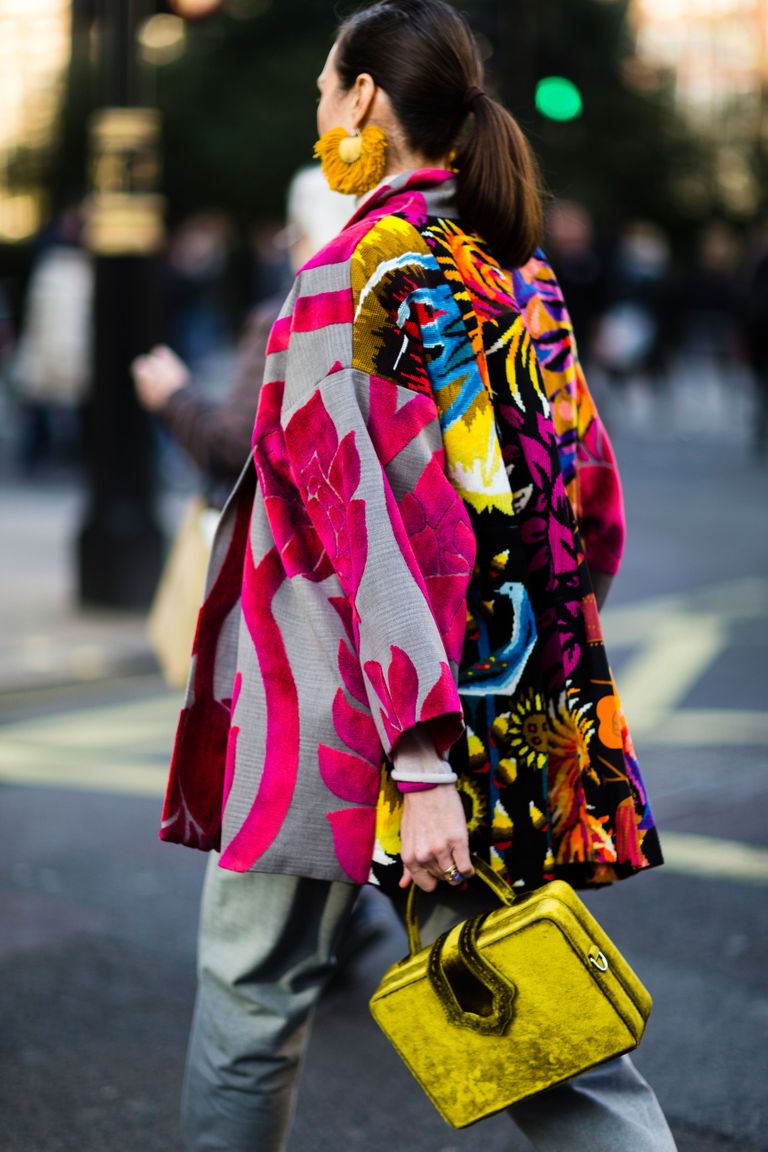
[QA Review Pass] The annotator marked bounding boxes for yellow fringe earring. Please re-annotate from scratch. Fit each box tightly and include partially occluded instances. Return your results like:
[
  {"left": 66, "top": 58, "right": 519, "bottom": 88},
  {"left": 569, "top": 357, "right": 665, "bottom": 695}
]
[{"left": 313, "top": 124, "right": 388, "bottom": 196}]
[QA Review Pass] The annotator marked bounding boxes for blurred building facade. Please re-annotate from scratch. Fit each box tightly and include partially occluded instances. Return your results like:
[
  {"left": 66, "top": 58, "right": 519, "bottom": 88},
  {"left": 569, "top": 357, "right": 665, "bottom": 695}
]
[
  {"left": 0, "top": 0, "right": 71, "bottom": 243},
  {"left": 632, "top": 0, "right": 768, "bottom": 218}
]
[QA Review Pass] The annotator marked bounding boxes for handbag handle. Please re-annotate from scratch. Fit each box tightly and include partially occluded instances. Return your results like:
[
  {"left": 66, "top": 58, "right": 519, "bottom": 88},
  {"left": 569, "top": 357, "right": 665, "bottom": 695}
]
[
  {"left": 428, "top": 910, "right": 516, "bottom": 1035},
  {"left": 405, "top": 854, "right": 517, "bottom": 956}
]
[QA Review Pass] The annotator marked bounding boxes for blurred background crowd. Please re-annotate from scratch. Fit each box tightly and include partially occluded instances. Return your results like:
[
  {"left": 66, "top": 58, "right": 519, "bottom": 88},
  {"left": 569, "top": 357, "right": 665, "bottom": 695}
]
[{"left": 0, "top": 1, "right": 767, "bottom": 590}]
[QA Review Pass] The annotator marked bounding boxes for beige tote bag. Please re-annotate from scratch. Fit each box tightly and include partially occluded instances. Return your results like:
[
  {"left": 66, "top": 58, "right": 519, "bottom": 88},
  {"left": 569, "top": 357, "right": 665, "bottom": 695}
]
[{"left": 148, "top": 498, "right": 218, "bottom": 689}]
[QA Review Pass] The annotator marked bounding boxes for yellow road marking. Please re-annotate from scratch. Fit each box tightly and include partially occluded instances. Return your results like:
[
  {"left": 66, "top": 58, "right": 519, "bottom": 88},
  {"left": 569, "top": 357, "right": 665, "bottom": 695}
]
[
  {"left": 0, "top": 756, "right": 167, "bottom": 796},
  {"left": 602, "top": 578, "right": 768, "bottom": 645},
  {"left": 601, "top": 580, "right": 768, "bottom": 747},
  {"left": 661, "top": 833, "right": 768, "bottom": 886},
  {"left": 1, "top": 574, "right": 766, "bottom": 893},
  {"left": 645, "top": 709, "right": 768, "bottom": 747},
  {"left": 0, "top": 694, "right": 179, "bottom": 795},
  {"left": 2, "top": 741, "right": 765, "bottom": 885},
  {"left": 615, "top": 614, "right": 727, "bottom": 739}
]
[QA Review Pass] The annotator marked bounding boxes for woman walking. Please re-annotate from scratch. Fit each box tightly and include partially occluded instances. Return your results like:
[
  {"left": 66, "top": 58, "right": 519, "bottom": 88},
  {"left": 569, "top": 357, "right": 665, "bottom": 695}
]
[{"left": 160, "top": 2, "right": 676, "bottom": 1148}]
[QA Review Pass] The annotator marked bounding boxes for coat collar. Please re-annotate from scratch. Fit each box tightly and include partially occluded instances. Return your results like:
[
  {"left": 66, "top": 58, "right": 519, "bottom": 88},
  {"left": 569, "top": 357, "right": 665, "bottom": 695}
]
[{"left": 343, "top": 168, "right": 459, "bottom": 232}]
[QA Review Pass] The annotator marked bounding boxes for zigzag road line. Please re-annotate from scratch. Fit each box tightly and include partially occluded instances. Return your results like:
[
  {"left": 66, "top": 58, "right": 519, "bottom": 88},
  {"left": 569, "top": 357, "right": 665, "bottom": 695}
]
[
  {"left": 602, "top": 579, "right": 768, "bottom": 744},
  {"left": 614, "top": 613, "right": 727, "bottom": 740},
  {"left": 602, "top": 577, "right": 768, "bottom": 645}
]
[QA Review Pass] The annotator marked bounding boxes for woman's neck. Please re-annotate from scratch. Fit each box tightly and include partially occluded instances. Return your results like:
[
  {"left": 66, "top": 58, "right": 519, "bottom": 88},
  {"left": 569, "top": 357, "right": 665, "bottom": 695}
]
[{"left": 384, "top": 147, "right": 449, "bottom": 180}]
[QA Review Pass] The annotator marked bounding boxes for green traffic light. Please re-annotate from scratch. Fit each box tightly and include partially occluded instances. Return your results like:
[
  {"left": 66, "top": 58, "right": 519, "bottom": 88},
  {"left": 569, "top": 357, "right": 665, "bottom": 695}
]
[{"left": 535, "top": 76, "right": 583, "bottom": 122}]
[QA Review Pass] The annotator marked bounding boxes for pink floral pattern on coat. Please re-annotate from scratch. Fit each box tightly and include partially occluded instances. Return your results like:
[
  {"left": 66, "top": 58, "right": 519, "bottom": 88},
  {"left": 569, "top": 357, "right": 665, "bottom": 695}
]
[{"left": 282, "top": 388, "right": 368, "bottom": 601}]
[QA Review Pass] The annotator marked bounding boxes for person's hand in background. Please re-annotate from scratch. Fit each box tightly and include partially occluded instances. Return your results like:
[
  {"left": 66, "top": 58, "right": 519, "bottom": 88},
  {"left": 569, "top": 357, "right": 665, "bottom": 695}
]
[{"left": 132, "top": 345, "right": 190, "bottom": 412}]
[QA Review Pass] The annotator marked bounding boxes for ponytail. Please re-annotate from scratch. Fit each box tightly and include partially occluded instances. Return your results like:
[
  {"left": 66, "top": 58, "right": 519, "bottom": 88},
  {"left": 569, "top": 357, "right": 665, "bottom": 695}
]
[{"left": 456, "top": 95, "right": 544, "bottom": 268}]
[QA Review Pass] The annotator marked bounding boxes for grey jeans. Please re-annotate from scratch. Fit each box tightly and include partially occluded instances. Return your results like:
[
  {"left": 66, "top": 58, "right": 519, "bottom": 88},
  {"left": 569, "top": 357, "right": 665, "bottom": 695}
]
[{"left": 181, "top": 855, "right": 677, "bottom": 1152}]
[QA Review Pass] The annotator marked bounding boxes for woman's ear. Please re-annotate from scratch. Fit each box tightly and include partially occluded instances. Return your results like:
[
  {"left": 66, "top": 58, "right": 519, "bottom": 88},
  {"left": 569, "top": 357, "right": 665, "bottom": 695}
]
[{"left": 352, "top": 72, "right": 377, "bottom": 128}]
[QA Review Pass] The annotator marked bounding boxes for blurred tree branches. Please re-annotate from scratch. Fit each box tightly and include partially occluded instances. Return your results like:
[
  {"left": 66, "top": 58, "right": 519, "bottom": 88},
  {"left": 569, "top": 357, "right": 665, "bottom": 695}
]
[
  {"left": 469, "top": 0, "right": 712, "bottom": 247},
  {"left": 156, "top": 0, "right": 337, "bottom": 224},
  {"left": 43, "top": 0, "right": 727, "bottom": 248}
]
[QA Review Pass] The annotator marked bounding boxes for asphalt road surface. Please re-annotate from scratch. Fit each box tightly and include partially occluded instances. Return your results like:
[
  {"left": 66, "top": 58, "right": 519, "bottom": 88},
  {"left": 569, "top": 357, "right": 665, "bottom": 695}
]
[{"left": 1, "top": 425, "right": 766, "bottom": 1152}]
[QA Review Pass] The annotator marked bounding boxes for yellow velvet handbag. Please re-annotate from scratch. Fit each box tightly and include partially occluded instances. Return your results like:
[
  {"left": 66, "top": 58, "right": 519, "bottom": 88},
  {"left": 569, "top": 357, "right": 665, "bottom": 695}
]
[{"left": 369, "top": 857, "right": 652, "bottom": 1128}]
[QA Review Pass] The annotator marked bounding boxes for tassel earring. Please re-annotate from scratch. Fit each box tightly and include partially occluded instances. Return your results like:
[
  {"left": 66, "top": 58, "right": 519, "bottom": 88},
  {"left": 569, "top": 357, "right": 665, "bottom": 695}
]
[{"left": 313, "top": 124, "right": 388, "bottom": 196}]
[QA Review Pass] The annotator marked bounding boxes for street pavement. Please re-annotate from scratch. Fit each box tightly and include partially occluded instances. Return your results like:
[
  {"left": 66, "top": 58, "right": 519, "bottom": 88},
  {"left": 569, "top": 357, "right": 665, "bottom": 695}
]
[{"left": 1, "top": 379, "right": 767, "bottom": 1152}]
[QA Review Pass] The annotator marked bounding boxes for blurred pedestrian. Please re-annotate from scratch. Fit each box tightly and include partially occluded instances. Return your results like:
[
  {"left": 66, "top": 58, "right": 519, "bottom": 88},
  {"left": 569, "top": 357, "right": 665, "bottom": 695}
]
[
  {"left": 159, "top": 2, "right": 675, "bottom": 1150},
  {"left": 0, "top": 281, "right": 15, "bottom": 467},
  {"left": 593, "top": 221, "right": 675, "bottom": 393},
  {"left": 743, "top": 230, "right": 768, "bottom": 456},
  {"left": 10, "top": 204, "right": 93, "bottom": 473},
  {"left": 166, "top": 212, "right": 233, "bottom": 372},
  {"left": 546, "top": 199, "right": 606, "bottom": 365},
  {"left": 132, "top": 168, "right": 354, "bottom": 508},
  {"left": 132, "top": 313, "right": 273, "bottom": 507},
  {"left": 681, "top": 222, "right": 740, "bottom": 369}
]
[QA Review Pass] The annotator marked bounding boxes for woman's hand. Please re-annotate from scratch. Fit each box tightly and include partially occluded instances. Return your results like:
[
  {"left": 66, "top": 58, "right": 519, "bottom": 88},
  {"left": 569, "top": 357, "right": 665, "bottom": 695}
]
[
  {"left": 398, "top": 784, "right": 474, "bottom": 893},
  {"left": 131, "top": 345, "right": 190, "bottom": 412}
]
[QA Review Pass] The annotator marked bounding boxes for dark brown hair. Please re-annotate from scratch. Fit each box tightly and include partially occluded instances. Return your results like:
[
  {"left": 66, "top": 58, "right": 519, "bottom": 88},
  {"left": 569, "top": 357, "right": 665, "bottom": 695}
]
[{"left": 334, "top": 0, "right": 543, "bottom": 267}]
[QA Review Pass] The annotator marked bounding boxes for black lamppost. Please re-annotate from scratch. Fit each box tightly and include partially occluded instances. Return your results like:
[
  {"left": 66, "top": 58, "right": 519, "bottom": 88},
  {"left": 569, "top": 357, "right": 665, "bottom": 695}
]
[{"left": 77, "top": 0, "right": 165, "bottom": 608}]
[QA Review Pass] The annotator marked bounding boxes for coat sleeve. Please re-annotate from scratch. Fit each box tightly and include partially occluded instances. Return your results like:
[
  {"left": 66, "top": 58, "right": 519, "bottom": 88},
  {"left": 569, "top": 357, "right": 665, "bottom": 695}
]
[
  {"left": 516, "top": 251, "right": 626, "bottom": 578},
  {"left": 280, "top": 365, "right": 475, "bottom": 762},
  {"left": 573, "top": 358, "right": 625, "bottom": 577}
]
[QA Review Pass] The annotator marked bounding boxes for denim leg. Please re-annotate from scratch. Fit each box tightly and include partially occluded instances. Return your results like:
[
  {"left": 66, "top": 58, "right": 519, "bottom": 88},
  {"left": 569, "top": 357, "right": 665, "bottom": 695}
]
[
  {"left": 181, "top": 854, "right": 358, "bottom": 1152},
  {"left": 510, "top": 1054, "right": 677, "bottom": 1152}
]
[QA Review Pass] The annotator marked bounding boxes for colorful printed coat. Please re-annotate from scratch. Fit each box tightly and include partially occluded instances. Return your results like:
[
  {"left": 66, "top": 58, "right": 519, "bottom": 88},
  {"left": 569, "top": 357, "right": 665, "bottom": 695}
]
[{"left": 160, "top": 169, "right": 663, "bottom": 895}]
